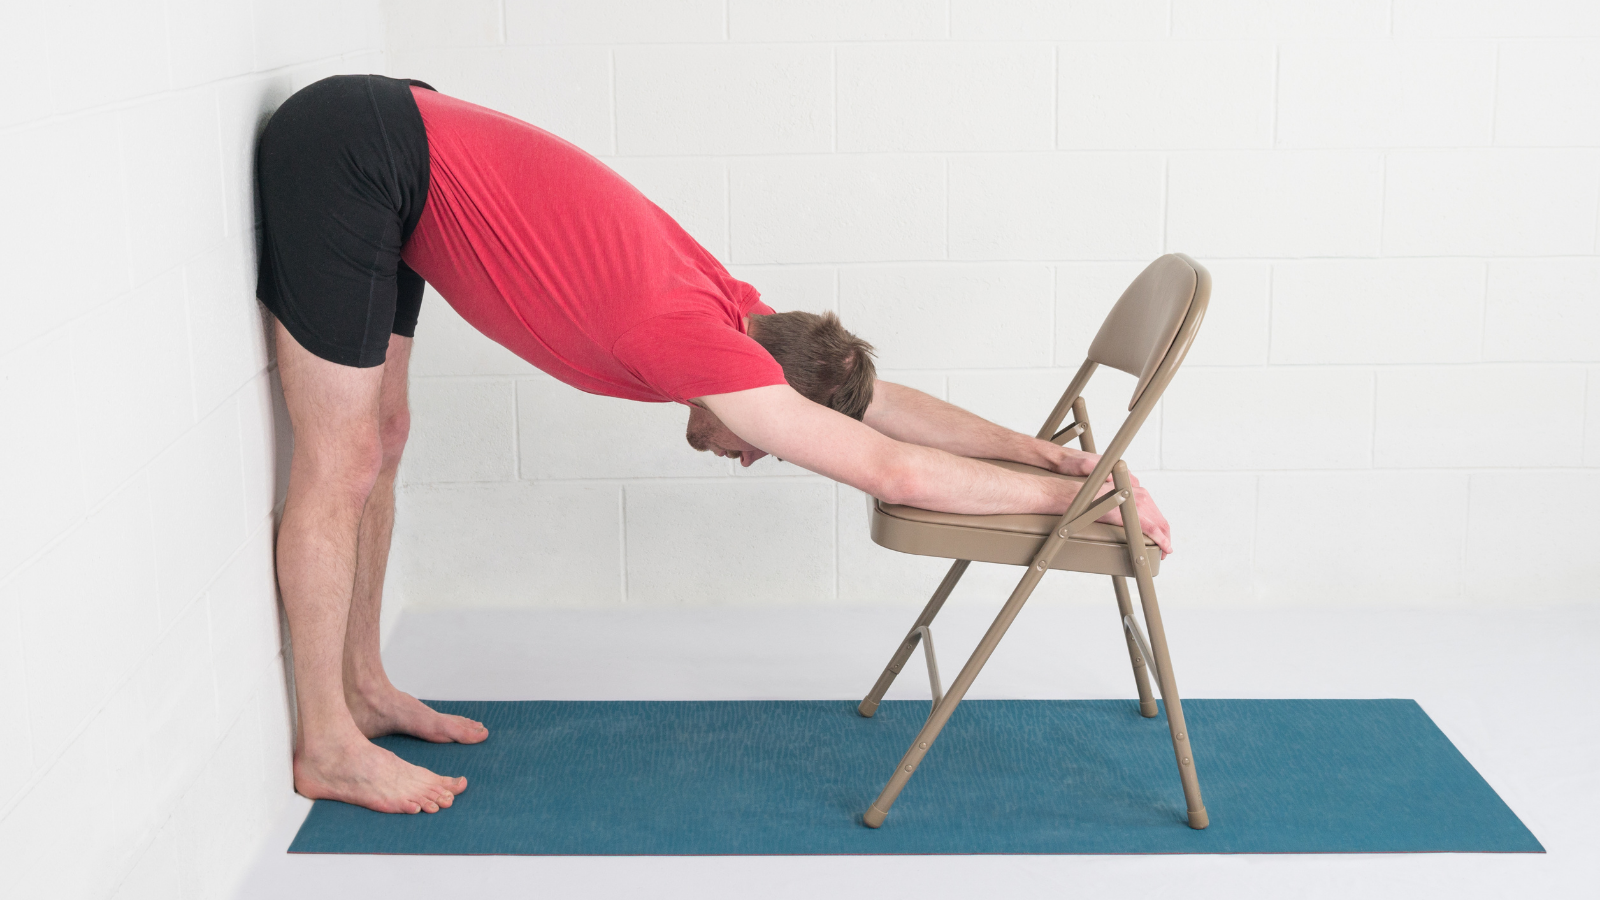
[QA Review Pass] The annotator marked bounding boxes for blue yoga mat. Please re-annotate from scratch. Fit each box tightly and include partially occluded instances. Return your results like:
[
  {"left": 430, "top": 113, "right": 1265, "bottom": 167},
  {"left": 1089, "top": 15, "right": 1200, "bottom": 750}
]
[{"left": 289, "top": 699, "right": 1542, "bottom": 855}]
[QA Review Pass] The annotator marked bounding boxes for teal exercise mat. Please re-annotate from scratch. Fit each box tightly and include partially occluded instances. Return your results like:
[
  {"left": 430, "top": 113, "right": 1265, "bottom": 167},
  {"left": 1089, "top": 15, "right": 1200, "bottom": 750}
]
[{"left": 288, "top": 699, "right": 1542, "bottom": 855}]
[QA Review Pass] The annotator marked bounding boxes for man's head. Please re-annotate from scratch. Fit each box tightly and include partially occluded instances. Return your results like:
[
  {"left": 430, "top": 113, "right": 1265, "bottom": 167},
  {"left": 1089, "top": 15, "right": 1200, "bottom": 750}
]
[{"left": 685, "top": 310, "right": 877, "bottom": 465}]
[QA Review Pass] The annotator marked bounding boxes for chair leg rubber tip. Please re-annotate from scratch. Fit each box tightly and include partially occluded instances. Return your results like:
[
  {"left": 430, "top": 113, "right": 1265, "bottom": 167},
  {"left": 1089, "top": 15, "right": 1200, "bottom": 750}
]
[
  {"left": 1188, "top": 808, "right": 1209, "bottom": 830},
  {"left": 1139, "top": 700, "right": 1159, "bottom": 717},
  {"left": 857, "top": 699, "right": 879, "bottom": 718},
  {"left": 863, "top": 806, "right": 887, "bottom": 828}
]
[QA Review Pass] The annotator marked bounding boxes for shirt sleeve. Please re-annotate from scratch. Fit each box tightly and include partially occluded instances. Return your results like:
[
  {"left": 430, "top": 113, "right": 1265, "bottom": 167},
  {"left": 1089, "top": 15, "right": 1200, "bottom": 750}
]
[{"left": 611, "top": 312, "right": 789, "bottom": 403}]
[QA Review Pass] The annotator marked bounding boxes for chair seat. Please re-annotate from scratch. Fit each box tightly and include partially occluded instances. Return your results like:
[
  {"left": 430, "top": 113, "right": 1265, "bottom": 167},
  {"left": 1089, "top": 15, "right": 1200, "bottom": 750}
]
[{"left": 870, "top": 459, "right": 1159, "bottom": 578}]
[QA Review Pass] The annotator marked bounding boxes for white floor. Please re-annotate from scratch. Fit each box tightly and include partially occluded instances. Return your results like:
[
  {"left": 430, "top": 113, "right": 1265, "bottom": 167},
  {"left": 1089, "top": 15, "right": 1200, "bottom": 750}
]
[{"left": 237, "top": 597, "right": 1599, "bottom": 899}]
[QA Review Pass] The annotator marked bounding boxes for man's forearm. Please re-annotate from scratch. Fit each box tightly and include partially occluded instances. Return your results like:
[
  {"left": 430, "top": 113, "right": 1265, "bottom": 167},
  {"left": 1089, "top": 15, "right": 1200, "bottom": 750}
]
[
  {"left": 863, "top": 380, "right": 1086, "bottom": 473},
  {"left": 885, "top": 441, "right": 1085, "bottom": 516}
]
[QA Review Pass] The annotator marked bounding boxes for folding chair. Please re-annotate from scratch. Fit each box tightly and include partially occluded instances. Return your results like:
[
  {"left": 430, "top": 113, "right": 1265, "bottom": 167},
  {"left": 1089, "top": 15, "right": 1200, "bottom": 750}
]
[{"left": 857, "top": 253, "right": 1211, "bottom": 830}]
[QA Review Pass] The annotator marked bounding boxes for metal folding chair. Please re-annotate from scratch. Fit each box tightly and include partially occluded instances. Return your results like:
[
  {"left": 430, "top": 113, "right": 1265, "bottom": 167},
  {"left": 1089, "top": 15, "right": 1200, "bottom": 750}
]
[{"left": 858, "top": 253, "right": 1212, "bottom": 830}]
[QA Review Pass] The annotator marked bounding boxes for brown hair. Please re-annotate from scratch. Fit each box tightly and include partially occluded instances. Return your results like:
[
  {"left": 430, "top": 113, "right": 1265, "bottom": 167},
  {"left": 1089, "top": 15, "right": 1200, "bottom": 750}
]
[{"left": 748, "top": 310, "right": 877, "bottom": 420}]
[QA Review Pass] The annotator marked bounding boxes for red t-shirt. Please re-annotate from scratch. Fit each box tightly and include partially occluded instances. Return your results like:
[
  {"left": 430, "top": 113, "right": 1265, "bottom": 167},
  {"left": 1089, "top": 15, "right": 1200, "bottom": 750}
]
[{"left": 401, "top": 87, "right": 787, "bottom": 404}]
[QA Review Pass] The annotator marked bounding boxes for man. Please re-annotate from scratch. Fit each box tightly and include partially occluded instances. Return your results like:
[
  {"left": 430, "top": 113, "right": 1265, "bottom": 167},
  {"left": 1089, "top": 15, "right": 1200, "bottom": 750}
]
[{"left": 256, "top": 75, "right": 1172, "bottom": 816}]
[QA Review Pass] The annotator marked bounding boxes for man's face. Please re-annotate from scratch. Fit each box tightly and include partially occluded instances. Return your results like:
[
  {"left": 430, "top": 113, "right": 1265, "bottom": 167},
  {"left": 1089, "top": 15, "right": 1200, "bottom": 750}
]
[{"left": 685, "top": 404, "right": 767, "bottom": 467}]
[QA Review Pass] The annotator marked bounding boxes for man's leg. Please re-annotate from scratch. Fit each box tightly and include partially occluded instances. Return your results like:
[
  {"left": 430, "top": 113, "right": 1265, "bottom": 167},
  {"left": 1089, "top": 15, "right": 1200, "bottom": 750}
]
[
  {"left": 275, "top": 322, "right": 466, "bottom": 814},
  {"left": 340, "top": 335, "right": 488, "bottom": 744}
]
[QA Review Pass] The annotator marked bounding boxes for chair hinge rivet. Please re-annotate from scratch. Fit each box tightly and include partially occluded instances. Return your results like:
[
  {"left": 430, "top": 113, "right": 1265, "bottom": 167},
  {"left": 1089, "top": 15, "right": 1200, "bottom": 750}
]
[
  {"left": 1035, "top": 561, "right": 1046, "bottom": 571},
  {"left": 891, "top": 665, "right": 900, "bottom": 672},
  {"left": 1059, "top": 529, "right": 1070, "bottom": 538},
  {"left": 905, "top": 764, "right": 914, "bottom": 772},
  {"left": 1177, "top": 732, "right": 1185, "bottom": 740},
  {"left": 1182, "top": 757, "right": 1191, "bottom": 765},
  {"left": 1136, "top": 557, "right": 1145, "bottom": 566},
  {"left": 919, "top": 742, "right": 928, "bottom": 749}
]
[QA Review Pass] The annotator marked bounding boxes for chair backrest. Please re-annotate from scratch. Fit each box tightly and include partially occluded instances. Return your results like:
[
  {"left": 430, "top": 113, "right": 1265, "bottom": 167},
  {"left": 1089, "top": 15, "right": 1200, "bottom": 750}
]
[
  {"left": 1088, "top": 254, "right": 1207, "bottom": 411},
  {"left": 1036, "top": 254, "right": 1210, "bottom": 524}
]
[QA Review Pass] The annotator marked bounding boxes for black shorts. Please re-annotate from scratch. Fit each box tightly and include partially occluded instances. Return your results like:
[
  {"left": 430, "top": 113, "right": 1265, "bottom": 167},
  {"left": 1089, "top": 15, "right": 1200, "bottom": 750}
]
[{"left": 255, "top": 74, "right": 435, "bottom": 368}]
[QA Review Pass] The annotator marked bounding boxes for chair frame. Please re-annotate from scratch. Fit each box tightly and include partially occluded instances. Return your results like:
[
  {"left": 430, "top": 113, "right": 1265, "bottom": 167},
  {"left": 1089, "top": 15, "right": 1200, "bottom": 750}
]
[{"left": 857, "top": 254, "right": 1212, "bottom": 830}]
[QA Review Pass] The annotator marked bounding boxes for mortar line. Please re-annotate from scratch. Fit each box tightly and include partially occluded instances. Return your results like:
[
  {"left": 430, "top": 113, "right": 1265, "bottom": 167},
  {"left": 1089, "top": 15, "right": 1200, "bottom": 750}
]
[{"left": 1489, "top": 43, "right": 1501, "bottom": 144}]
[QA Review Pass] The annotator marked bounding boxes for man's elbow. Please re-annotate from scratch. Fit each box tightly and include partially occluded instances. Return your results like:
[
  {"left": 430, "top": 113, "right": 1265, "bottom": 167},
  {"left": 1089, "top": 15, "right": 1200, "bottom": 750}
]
[{"left": 867, "top": 448, "right": 923, "bottom": 506}]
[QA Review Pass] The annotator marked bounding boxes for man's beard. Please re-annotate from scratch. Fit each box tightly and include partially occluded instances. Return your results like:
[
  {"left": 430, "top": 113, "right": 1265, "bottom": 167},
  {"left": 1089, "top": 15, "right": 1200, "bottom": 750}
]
[{"left": 685, "top": 421, "right": 714, "bottom": 452}]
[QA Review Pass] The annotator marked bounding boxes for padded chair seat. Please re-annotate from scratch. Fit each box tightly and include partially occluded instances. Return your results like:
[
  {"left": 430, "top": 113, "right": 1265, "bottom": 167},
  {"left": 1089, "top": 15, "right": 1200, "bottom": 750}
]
[{"left": 870, "top": 459, "right": 1159, "bottom": 578}]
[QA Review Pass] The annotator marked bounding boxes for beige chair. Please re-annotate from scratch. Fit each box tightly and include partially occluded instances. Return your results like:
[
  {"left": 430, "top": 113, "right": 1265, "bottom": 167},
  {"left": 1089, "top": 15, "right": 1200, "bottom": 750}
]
[{"left": 858, "top": 253, "right": 1211, "bottom": 830}]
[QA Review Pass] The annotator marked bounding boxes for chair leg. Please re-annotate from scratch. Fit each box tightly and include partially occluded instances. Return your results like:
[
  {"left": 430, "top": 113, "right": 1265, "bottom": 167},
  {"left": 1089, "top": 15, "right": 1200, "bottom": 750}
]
[
  {"left": 1114, "top": 463, "right": 1208, "bottom": 830},
  {"left": 863, "top": 562, "right": 1046, "bottom": 828},
  {"left": 1111, "top": 576, "right": 1159, "bottom": 718},
  {"left": 858, "top": 559, "right": 969, "bottom": 717}
]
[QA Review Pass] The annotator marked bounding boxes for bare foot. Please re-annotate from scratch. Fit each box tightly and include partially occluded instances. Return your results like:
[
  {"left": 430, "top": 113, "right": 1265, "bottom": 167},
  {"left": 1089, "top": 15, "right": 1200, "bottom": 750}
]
[
  {"left": 347, "top": 686, "right": 489, "bottom": 745},
  {"left": 294, "top": 738, "right": 467, "bottom": 814}
]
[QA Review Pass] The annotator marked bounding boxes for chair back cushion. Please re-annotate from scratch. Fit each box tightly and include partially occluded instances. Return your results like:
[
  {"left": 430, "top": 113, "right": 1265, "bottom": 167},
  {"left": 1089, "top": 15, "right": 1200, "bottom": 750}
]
[{"left": 1086, "top": 254, "right": 1201, "bottom": 409}]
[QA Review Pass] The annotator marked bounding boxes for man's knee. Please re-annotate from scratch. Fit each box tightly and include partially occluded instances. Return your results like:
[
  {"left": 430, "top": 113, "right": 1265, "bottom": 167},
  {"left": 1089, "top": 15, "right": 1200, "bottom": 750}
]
[
  {"left": 379, "top": 408, "right": 410, "bottom": 471},
  {"left": 295, "top": 429, "right": 386, "bottom": 507}
]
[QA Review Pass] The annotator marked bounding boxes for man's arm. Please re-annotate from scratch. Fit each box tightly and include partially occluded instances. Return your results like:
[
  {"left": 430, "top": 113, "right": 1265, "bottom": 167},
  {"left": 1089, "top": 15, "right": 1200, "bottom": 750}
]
[
  {"left": 699, "top": 384, "right": 1171, "bottom": 554},
  {"left": 862, "top": 380, "right": 1101, "bottom": 476}
]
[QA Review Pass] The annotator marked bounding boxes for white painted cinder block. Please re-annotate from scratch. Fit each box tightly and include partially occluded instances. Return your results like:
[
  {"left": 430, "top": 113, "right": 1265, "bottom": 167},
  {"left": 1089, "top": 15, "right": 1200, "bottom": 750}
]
[
  {"left": 217, "top": 73, "right": 300, "bottom": 240},
  {"left": 604, "top": 157, "right": 729, "bottom": 260},
  {"left": 0, "top": 582, "right": 32, "bottom": 811},
  {"left": 206, "top": 523, "right": 283, "bottom": 726},
  {"left": 1, "top": 111, "right": 133, "bottom": 358},
  {"left": 1135, "top": 471, "right": 1258, "bottom": 605},
  {"left": 14, "top": 476, "right": 161, "bottom": 769},
  {"left": 404, "top": 379, "right": 517, "bottom": 483},
  {"left": 0, "top": 3, "right": 52, "bottom": 128},
  {"left": 1163, "top": 367, "right": 1374, "bottom": 470},
  {"left": 1167, "top": 151, "right": 1385, "bottom": 258},
  {"left": 505, "top": 0, "right": 725, "bottom": 43},
  {"left": 1586, "top": 368, "right": 1600, "bottom": 466},
  {"left": 166, "top": 0, "right": 255, "bottom": 89},
  {"left": 1170, "top": 0, "right": 1392, "bottom": 38},
  {"left": 1382, "top": 150, "right": 1600, "bottom": 256},
  {"left": 1484, "top": 259, "right": 1600, "bottom": 362},
  {"left": 238, "top": 371, "right": 291, "bottom": 527},
  {"left": 730, "top": 0, "right": 948, "bottom": 40},
  {"left": 1270, "top": 259, "right": 1485, "bottom": 365},
  {"left": 389, "top": 46, "right": 614, "bottom": 156},
  {"left": 624, "top": 481, "right": 835, "bottom": 605},
  {"left": 148, "top": 399, "right": 248, "bottom": 626},
  {"left": 137, "top": 597, "right": 222, "bottom": 813},
  {"left": 516, "top": 379, "right": 730, "bottom": 479},
  {"left": 838, "top": 265, "right": 1054, "bottom": 369},
  {"left": 254, "top": 0, "right": 381, "bottom": 71},
  {"left": 0, "top": 674, "right": 156, "bottom": 900},
  {"left": 730, "top": 156, "right": 945, "bottom": 264},
  {"left": 44, "top": 0, "right": 170, "bottom": 114},
  {"left": 120, "top": 91, "right": 228, "bottom": 287},
  {"left": 1058, "top": 42, "right": 1275, "bottom": 150},
  {"left": 1181, "top": 260, "right": 1271, "bottom": 368},
  {"left": 1054, "top": 262, "right": 1152, "bottom": 367},
  {"left": 946, "top": 368, "right": 1163, "bottom": 471},
  {"left": 1374, "top": 365, "right": 1587, "bottom": 467},
  {"left": 408, "top": 288, "right": 542, "bottom": 377},
  {"left": 837, "top": 44, "right": 1054, "bottom": 152},
  {"left": 950, "top": 0, "right": 1167, "bottom": 39},
  {"left": 1392, "top": 0, "right": 1600, "bottom": 38},
  {"left": 726, "top": 266, "right": 838, "bottom": 313},
  {"left": 383, "top": 0, "right": 502, "bottom": 49},
  {"left": 616, "top": 45, "right": 832, "bottom": 156},
  {"left": 1277, "top": 41, "right": 1496, "bottom": 149},
  {"left": 1494, "top": 41, "right": 1600, "bottom": 147},
  {"left": 396, "top": 483, "right": 623, "bottom": 606},
  {"left": 185, "top": 238, "right": 270, "bottom": 418},
  {"left": 72, "top": 272, "right": 197, "bottom": 506},
  {"left": 1466, "top": 471, "right": 1600, "bottom": 604},
  {"left": 949, "top": 154, "right": 1165, "bottom": 260},
  {"left": 1254, "top": 471, "right": 1470, "bottom": 607},
  {"left": 0, "top": 331, "right": 87, "bottom": 583}
]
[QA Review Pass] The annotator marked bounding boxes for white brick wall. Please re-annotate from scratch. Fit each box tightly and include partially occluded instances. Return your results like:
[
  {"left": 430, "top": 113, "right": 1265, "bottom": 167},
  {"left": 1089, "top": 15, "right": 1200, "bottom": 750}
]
[
  {"left": 382, "top": 0, "right": 1600, "bottom": 618},
  {"left": 0, "top": 1, "right": 384, "bottom": 896}
]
